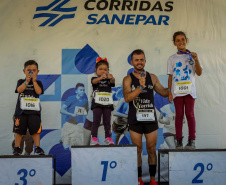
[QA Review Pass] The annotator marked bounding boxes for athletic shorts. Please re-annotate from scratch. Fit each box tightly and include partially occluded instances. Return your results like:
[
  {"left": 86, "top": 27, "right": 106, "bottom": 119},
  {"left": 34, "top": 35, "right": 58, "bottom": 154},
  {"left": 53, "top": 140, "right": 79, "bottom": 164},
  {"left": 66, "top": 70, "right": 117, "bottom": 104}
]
[
  {"left": 13, "top": 114, "right": 42, "bottom": 135},
  {"left": 129, "top": 122, "right": 158, "bottom": 134}
]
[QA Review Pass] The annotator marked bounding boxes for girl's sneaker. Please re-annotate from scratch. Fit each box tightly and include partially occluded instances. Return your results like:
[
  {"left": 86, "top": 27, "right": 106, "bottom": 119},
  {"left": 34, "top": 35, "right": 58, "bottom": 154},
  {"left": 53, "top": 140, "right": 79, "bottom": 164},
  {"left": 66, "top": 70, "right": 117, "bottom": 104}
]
[
  {"left": 90, "top": 137, "right": 99, "bottom": 145},
  {"left": 104, "top": 137, "right": 114, "bottom": 145}
]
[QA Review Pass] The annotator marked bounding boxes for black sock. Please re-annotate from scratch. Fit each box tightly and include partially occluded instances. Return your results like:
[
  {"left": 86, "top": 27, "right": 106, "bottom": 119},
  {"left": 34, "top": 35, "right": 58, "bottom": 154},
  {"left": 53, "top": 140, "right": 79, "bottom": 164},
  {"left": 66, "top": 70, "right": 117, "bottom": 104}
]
[
  {"left": 149, "top": 164, "right": 157, "bottom": 177},
  {"left": 138, "top": 166, "right": 142, "bottom": 178}
]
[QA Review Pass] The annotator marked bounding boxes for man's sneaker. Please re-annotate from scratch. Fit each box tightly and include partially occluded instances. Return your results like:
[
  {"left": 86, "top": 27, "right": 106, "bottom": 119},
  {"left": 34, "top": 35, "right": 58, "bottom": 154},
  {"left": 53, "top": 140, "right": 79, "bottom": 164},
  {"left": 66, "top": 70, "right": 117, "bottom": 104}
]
[
  {"left": 176, "top": 138, "right": 183, "bottom": 149},
  {"left": 35, "top": 146, "right": 45, "bottom": 155},
  {"left": 90, "top": 137, "right": 99, "bottom": 146},
  {"left": 184, "top": 139, "right": 195, "bottom": 150},
  {"left": 138, "top": 178, "right": 144, "bottom": 185},
  {"left": 13, "top": 147, "right": 22, "bottom": 155},
  {"left": 104, "top": 137, "right": 114, "bottom": 145},
  {"left": 150, "top": 179, "right": 158, "bottom": 185}
]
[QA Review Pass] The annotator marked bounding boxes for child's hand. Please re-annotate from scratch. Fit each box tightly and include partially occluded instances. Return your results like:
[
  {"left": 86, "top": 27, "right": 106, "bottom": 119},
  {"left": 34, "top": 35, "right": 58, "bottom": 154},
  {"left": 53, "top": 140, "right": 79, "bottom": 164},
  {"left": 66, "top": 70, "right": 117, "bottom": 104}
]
[
  {"left": 191, "top": 52, "right": 198, "bottom": 61},
  {"left": 25, "top": 75, "right": 31, "bottom": 84},
  {"left": 32, "top": 74, "right": 37, "bottom": 82},
  {"left": 108, "top": 74, "right": 114, "bottom": 79},
  {"left": 101, "top": 74, "right": 107, "bottom": 79},
  {"left": 168, "top": 91, "right": 173, "bottom": 103}
]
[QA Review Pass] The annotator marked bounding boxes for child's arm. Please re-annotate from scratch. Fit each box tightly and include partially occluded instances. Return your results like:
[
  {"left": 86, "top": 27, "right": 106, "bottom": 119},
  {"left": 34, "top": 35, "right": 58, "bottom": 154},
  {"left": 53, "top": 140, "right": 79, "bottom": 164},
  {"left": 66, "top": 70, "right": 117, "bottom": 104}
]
[
  {"left": 191, "top": 52, "right": 202, "bottom": 76},
  {"left": 17, "top": 76, "right": 31, "bottom": 93},
  {"left": 108, "top": 74, "right": 115, "bottom": 84},
  {"left": 92, "top": 75, "right": 106, "bottom": 84},
  {"left": 168, "top": 75, "right": 173, "bottom": 103},
  {"left": 32, "top": 75, "right": 43, "bottom": 95}
]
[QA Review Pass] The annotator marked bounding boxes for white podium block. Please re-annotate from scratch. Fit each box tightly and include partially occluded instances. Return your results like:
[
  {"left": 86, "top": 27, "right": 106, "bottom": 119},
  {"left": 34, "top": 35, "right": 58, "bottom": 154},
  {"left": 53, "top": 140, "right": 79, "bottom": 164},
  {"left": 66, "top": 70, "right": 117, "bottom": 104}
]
[
  {"left": 0, "top": 155, "right": 55, "bottom": 185},
  {"left": 71, "top": 145, "right": 138, "bottom": 185},
  {"left": 168, "top": 150, "right": 226, "bottom": 185}
]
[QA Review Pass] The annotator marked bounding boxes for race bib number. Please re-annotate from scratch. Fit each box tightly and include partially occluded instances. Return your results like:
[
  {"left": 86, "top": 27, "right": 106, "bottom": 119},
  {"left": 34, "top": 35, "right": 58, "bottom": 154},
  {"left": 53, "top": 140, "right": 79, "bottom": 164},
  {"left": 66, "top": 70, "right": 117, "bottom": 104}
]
[
  {"left": 136, "top": 109, "right": 155, "bottom": 121},
  {"left": 95, "top": 92, "right": 113, "bottom": 105},
  {"left": 20, "top": 97, "right": 40, "bottom": 111},
  {"left": 174, "top": 81, "right": 192, "bottom": 94},
  {"left": 75, "top": 107, "right": 87, "bottom": 115}
]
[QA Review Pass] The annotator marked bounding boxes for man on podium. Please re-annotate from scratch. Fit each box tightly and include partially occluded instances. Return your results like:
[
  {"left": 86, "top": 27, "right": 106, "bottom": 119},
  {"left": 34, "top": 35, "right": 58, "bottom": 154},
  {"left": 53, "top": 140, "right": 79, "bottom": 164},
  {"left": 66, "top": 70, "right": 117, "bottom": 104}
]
[{"left": 123, "top": 49, "right": 168, "bottom": 185}]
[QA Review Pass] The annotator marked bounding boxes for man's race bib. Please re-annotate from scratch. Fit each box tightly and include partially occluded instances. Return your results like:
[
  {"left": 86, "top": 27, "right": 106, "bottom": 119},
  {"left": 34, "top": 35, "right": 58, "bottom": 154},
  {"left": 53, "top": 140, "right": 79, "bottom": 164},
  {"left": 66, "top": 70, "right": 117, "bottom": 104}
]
[
  {"left": 174, "top": 81, "right": 192, "bottom": 94},
  {"left": 74, "top": 107, "right": 87, "bottom": 115},
  {"left": 136, "top": 109, "right": 155, "bottom": 121},
  {"left": 95, "top": 92, "right": 113, "bottom": 105},
  {"left": 20, "top": 97, "right": 40, "bottom": 111}
]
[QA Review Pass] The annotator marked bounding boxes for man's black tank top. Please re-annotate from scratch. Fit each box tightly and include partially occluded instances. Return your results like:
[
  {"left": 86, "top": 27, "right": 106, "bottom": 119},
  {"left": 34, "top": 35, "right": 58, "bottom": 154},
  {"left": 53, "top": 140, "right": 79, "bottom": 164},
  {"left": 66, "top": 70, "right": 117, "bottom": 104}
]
[{"left": 128, "top": 72, "right": 158, "bottom": 124}]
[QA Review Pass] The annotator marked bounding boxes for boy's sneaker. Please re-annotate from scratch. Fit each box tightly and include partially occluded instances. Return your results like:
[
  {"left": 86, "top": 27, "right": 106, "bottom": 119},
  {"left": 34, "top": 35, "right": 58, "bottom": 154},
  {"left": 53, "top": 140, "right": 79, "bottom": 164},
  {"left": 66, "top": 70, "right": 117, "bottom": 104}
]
[
  {"left": 150, "top": 179, "right": 158, "bottom": 185},
  {"left": 184, "top": 139, "right": 195, "bottom": 150},
  {"left": 90, "top": 137, "right": 99, "bottom": 146},
  {"left": 176, "top": 138, "right": 183, "bottom": 149},
  {"left": 138, "top": 178, "right": 144, "bottom": 185},
  {"left": 35, "top": 146, "right": 45, "bottom": 155},
  {"left": 104, "top": 137, "right": 114, "bottom": 145},
  {"left": 13, "top": 147, "right": 22, "bottom": 155}
]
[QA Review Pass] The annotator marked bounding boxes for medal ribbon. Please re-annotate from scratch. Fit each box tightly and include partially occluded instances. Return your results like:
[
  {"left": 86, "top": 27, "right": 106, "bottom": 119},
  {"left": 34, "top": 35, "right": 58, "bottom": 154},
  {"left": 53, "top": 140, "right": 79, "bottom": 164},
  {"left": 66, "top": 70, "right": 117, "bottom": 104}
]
[{"left": 178, "top": 49, "right": 193, "bottom": 62}]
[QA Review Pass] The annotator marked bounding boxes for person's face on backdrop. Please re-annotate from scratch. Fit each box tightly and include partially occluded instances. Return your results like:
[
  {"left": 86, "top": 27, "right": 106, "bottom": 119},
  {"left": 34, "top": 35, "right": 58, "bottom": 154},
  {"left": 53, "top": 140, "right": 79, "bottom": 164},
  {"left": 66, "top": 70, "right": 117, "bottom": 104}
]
[
  {"left": 174, "top": 34, "right": 187, "bottom": 51},
  {"left": 96, "top": 64, "right": 108, "bottom": 76},
  {"left": 76, "top": 86, "right": 85, "bottom": 98},
  {"left": 131, "top": 54, "right": 146, "bottom": 72}
]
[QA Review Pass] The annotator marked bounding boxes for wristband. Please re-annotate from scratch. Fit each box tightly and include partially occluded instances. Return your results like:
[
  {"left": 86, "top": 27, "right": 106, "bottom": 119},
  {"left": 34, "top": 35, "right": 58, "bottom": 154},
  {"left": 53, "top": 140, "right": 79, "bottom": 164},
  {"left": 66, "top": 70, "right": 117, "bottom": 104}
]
[
  {"left": 140, "top": 86, "right": 144, "bottom": 90},
  {"left": 24, "top": 81, "right": 28, "bottom": 86},
  {"left": 168, "top": 89, "right": 171, "bottom": 91}
]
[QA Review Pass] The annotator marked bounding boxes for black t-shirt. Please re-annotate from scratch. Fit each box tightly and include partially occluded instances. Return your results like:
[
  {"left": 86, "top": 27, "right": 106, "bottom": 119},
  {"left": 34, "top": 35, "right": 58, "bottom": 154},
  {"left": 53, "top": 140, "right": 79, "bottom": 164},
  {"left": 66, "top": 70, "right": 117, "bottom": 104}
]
[
  {"left": 91, "top": 77, "right": 115, "bottom": 110},
  {"left": 14, "top": 79, "right": 44, "bottom": 115},
  {"left": 128, "top": 72, "right": 158, "bottom": 124}
]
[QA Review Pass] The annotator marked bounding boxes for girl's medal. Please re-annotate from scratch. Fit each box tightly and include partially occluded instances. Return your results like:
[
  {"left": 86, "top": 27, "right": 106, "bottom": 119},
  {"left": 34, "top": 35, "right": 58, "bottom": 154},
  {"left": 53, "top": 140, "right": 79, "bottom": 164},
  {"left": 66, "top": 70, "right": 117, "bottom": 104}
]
[{"left": 178, "top": 49, "right": 194, "bottom": 65}]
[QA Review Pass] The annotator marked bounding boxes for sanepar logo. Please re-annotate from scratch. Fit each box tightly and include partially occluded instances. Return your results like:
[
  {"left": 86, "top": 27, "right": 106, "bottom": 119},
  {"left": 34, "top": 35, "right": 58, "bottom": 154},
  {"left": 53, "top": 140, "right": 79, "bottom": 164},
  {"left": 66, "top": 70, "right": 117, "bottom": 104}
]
[
  {"left": 33, "top": 0, "right": 77, "bottom": 27},
  {"left": 84, "top": 0, "right": 173, "bottom": 25}
]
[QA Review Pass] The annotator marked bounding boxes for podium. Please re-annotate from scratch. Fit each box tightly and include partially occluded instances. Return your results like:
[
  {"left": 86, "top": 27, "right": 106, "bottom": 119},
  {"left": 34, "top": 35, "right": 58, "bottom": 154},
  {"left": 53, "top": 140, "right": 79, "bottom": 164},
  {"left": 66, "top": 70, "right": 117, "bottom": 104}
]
[
  {"left": 158, "top": 149, "right": 226, "bottom": 185},
  {"left": 0, "top": 155, "right": 56, "bottom": 185},
  {"left": 71, "top": 145, "right": 137, "bottom": 185}
]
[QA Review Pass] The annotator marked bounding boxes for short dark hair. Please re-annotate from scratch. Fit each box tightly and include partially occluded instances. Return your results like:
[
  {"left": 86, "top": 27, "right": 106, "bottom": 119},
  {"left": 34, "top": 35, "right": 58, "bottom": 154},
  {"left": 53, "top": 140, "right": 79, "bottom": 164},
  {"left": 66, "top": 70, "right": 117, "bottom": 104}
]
[
  {"left": 172, "top": 31, "right": 188, "bottom": 42},
  {"left": 95, "top": 60, "right": 109, "bottom": 70},
  {"left": 131, "top": 49, "right": 145, "bottom": 61},
  {"left": 24, "top": 60, "right": 38, "bottom": 69},
  {"left": 75, "top": 83, "right": 84, "bottom": 89}
]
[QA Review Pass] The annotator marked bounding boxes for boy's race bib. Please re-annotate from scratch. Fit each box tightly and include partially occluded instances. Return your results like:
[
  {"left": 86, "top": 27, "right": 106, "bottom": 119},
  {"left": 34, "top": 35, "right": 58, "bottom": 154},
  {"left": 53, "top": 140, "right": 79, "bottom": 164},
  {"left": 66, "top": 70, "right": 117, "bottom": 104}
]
[{"left": 20, "top": 97, "right": 40, "bottom": 111}]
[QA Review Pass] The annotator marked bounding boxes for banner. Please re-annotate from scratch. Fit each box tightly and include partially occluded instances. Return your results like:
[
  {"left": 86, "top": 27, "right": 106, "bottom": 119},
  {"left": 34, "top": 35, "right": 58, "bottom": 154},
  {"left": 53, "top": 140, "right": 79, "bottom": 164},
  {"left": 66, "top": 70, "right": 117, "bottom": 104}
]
[{"left": 1, "top": 0, "right": 226, "bottom": 184}]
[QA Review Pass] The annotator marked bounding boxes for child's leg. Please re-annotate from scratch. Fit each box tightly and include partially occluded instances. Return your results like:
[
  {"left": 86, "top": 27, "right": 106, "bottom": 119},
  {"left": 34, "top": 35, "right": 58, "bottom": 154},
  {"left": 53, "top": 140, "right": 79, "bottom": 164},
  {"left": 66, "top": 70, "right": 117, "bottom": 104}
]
[
  {"left": 102, "top": 108, "right": 112, "bottom": 138},
  {"left": 27, "top": 115, "right": 42, "bottom": 146},
  {"left": 15, "top": 133, "right": 23, "bottom": 147},
  {"left": 91, "top": 107, "right": 103, "bottom": 137},
  {"left": 184, "top": 95, "right": 196, "bottom": 140},
  {"left": 32, "top": 133, "right": 40, "bottom": 146},
  {"left": 174, "top": 96, "right": 185, "bottom": 140}
]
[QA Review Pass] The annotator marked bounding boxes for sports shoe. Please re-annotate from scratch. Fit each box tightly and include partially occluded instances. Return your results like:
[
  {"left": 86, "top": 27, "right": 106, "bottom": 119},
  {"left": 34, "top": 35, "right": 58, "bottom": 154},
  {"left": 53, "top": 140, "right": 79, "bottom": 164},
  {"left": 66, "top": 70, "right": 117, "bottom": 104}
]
[
  {"left": 90, "top": 137, "right": 99, "bottom": 145},
  {"left": 104, "top": 137, "right": 114, "bottom": 145},
  {"left": 13, "top": 147, "right": 22, "bottom": 155},
  {"left": 184, "top": 139, "right": 195, "bottom": 150},
  {"left": 176, "top": 138, "right": 183, "bottom": 149},
  {"left": 150, "top": 179, "right": 158, "bottom": 185},
  {"left": 138, "top": 178, "right": 144, "bottom": 185},
  {"left": 35, "top": 146, "right": 45, "bottom": 155}
]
